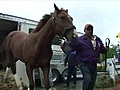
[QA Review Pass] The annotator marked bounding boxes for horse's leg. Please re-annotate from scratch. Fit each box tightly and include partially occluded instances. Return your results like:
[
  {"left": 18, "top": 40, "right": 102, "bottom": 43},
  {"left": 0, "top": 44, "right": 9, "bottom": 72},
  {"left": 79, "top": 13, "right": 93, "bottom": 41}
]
[
  {"left": 33, "top": 69, "right": 36, "bottom": 89},
  {"left": 3, "top": 50, "right": 12, "bottom": 82},
  {"left": 11, "top": 62, "right": 23, "bottom": 90},
  {"left": 7, "top": 52, "right": 23, "bottom": 89},
  {"left": 42, "top": 66, "right": 50, "bottom": 90},
  {"left": 39, "top": 68, "right": 45, "bottom": 88},
  {"left": 4, "top": 66, "right": 11, "bottom": 81},
  {"left": 49, "top": 67, "right": 54, "bottom": 87},
  {"left": 26, "top": 64, "right": 34, "bottom": 90},
  {"left": 3, "top": 49, "right": 11, "bottom": 81}
]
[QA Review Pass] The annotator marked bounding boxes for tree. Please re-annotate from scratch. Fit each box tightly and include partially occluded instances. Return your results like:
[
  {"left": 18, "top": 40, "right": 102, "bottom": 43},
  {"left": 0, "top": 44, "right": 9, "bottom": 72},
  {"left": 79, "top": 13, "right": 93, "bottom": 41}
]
[{"left": 100, "top": 44, "right": 117, "bottom": 62}]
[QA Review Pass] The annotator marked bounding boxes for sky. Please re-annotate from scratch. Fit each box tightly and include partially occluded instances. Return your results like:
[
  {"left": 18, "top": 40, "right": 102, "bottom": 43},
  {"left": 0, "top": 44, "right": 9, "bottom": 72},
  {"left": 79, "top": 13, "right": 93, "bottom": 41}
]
[{"left": 0, "top": 0, "right": 120, "bottom": 46}]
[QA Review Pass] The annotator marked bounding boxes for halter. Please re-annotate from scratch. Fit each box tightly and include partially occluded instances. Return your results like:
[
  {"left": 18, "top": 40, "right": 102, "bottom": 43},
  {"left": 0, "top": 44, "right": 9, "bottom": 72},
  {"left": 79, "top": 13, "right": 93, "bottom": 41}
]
[
  {"left": 52, "top": 16, "right": 57, "bottom": 24},
  {"left": 51, "top": 12, "right": 76, "bottom": 41},
  {"left": 63, "top": 26, "right": 76, "bottom": 37}
]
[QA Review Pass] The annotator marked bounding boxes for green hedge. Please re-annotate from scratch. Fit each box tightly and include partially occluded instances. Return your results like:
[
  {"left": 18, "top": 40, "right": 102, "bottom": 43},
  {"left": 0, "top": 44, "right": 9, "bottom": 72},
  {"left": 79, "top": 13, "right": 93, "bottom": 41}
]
[{"left": 95, "top": 73, "right": 114, "bottom": 88}]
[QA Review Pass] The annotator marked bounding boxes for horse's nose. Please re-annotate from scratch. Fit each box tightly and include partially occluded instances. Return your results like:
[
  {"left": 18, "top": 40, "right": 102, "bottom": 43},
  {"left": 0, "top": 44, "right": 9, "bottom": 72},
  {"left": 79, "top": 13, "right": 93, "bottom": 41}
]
[
  {"left": 72, "top": 29, "right": 78, "bottom": 38},
  {"left": 69, "top": 25, "right": 76, "bottom": 30},
  {"left": 64, "top": 25, "right": 76, "bottom": 30}
]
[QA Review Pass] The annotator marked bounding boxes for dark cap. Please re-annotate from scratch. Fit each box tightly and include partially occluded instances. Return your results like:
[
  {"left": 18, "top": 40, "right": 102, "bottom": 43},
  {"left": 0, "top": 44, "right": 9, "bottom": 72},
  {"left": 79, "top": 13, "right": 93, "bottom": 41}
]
[{"left": 84, "top": 24, "right": 93, "bottom": 31}]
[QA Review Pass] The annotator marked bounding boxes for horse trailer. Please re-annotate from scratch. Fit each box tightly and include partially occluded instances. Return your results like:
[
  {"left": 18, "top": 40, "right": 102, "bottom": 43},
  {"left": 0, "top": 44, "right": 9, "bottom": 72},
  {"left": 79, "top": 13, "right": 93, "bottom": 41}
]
[{"left": 0, "top": 13, "right": 83, "bottom": 87}]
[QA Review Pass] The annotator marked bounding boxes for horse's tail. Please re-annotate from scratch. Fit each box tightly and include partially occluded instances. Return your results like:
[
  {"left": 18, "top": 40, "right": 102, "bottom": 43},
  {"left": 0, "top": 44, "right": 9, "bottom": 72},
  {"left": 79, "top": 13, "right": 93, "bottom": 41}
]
[
  {"left": 0, "top": 42, "right": 5, "bottom": 57},
  {"left": 0, "top": 42, "right": 7, "bottom": 69}
]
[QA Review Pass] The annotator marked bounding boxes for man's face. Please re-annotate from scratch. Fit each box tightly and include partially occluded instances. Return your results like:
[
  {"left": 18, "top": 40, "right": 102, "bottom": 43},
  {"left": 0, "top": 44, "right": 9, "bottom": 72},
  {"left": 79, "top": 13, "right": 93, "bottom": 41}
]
[{"left": 85, "top": 26, "right": 93, "bottom": 37}]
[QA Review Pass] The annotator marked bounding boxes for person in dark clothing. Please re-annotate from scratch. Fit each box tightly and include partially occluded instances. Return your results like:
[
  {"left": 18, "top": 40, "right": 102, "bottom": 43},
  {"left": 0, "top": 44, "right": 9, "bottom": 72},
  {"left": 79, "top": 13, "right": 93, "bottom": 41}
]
[
  {"left": 64, "top": 51, "right": 77, "bottom": 87},
  {"left": 61, "top": 24, "right": 108, "bottom": 90},
  {"left": 117, "top": 44, "right": 120, "bottom": 62}
]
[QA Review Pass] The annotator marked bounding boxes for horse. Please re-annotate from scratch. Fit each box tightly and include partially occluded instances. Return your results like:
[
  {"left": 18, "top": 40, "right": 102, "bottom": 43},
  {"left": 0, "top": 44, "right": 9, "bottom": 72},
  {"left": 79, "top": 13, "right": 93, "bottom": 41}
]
[{"left": 0, "top": 4, "right": 78, "bottom": 90}]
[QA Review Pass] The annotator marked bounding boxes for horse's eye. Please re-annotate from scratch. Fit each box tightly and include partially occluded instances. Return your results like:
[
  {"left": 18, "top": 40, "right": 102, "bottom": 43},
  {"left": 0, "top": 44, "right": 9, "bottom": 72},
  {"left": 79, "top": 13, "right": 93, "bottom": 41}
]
[{"left": 60, "top": 16, "right": 65, "bottom": 20}]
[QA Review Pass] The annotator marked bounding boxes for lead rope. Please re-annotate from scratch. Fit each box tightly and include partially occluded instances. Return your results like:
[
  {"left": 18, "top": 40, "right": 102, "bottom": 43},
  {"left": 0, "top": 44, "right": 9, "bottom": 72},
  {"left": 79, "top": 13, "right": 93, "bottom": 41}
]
[{"left": 105, "top": 38, "right": 110, "bottom": 71}]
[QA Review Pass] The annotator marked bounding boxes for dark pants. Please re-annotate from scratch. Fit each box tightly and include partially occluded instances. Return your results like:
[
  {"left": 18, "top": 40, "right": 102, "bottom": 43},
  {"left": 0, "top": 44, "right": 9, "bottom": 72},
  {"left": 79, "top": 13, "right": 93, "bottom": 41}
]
[
  {"left": 67, "top": 65, "right": 77, "bottom": 85},
  {"left": 80, "top": 62, "right": 97, "bottom": 90}
]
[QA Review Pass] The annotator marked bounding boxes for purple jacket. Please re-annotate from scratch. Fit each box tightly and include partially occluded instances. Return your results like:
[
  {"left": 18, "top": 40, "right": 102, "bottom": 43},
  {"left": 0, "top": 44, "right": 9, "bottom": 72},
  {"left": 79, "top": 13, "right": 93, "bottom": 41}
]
[
  {"left": 64, "top": 51, "right": 77, "bottom": 66},
  {"left": 69, "top": 35, "right": 107, "bottom": 62}
]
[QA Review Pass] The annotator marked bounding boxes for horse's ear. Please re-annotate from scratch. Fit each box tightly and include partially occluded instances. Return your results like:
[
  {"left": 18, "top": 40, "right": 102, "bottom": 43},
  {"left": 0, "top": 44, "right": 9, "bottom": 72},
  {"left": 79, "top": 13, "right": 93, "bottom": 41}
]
[
  {"left": 65, "top": 9, "right": 68, "bottom": 13},
  {"left": 54, "top": 3, "right": 59, "bottom": 11}
]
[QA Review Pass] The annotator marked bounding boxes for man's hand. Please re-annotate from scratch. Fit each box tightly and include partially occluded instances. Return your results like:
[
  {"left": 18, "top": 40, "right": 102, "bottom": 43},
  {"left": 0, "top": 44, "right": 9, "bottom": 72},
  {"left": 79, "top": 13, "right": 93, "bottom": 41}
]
[{"left": 60, "top": 42, "right": 66, "bottom": 48}]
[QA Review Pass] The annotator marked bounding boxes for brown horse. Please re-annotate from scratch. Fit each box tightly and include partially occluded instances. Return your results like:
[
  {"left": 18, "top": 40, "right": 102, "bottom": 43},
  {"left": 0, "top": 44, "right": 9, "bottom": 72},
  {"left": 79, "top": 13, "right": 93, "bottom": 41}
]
[{"left": 0, "top": 4, "right": 78, "bottom": 90}]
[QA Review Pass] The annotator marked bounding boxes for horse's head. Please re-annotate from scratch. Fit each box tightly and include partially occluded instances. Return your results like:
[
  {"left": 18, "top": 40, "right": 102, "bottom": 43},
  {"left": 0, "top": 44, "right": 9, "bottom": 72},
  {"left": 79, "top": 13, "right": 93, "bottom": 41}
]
[{"left": 53, "top": 3, "right": 78, "bottom": 42}]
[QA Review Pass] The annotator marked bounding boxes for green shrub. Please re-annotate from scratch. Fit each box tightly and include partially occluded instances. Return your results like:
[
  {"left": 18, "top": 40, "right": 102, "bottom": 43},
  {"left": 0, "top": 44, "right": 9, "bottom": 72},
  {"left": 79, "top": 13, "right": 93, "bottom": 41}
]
[{"left": 95, "top": 74, "right": 114, "bottom": 88}]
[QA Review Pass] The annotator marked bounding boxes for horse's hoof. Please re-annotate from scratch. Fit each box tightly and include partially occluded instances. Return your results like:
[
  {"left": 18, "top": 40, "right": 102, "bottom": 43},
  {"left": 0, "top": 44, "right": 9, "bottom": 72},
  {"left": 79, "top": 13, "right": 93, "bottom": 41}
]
[{"left": 19, "top": 86, "right": 23, "bottom": 90}]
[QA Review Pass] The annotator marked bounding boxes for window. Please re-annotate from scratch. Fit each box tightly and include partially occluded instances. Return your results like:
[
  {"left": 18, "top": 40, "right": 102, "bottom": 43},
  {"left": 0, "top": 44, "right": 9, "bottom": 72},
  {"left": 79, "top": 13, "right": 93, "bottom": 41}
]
[
  {"left": 51, "top": 54, "right": 62, "bottom": 60},
  {"left": 29, "top": 28, "right": 34, "bottom": 33}
]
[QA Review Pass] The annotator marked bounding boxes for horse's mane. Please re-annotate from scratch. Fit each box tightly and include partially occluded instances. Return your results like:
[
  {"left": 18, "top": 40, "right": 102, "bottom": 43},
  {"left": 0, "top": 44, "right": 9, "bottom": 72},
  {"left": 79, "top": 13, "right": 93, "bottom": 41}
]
[
  {"left": 31, "top": 13, "right": 52, "bottom": 33},
  {"left": 31, "top": 8, "right": 68, "bottom": 33}
]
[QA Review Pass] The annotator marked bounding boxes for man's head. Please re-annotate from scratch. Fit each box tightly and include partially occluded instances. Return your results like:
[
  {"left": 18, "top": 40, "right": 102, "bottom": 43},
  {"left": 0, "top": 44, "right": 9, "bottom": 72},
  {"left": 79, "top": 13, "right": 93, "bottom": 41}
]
[{"left": 84, "top": 24, "right": 93, "bottom": 38}]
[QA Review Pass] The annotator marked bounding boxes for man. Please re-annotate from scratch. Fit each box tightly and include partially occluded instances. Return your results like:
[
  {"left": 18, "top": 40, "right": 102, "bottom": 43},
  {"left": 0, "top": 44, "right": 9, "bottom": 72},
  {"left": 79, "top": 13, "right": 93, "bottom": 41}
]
[
  {"left": 64, "top": 51, "right": 77, "bottom": 87},
  {"left": 61, "top": 24, "right": 108, "bottom": 90}
]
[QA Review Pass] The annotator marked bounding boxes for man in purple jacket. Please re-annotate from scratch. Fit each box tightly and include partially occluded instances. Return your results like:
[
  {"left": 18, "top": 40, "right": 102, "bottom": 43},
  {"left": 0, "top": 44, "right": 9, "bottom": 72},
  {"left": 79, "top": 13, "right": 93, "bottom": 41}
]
[{"left": 61, "top": 24, "right": 107, "bottom": 90}]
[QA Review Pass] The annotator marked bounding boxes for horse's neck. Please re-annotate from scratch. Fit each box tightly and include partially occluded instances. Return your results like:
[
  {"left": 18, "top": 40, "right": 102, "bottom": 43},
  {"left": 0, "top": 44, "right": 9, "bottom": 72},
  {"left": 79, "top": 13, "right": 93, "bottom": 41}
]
[
  {"left": 32, "top": 22, "right": 43, "bottom": 33},
  {"left": 36, "top": 18, "right": 56, "bottom": 47}
]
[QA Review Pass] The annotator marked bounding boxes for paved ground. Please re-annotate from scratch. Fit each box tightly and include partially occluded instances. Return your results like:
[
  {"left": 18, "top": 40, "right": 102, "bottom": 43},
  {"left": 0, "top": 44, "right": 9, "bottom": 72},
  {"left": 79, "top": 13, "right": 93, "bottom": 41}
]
[
  {"left": 36, "top": 79, "right": 83, "bottom": 90},
  {"left": 36, "top": 76, "right": 120, "bottom": 90}
]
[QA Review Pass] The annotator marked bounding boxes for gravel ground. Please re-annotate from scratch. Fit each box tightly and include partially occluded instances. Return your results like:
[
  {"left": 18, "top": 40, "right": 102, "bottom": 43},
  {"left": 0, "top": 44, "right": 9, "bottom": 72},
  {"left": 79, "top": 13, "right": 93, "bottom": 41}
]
[
  {"left": 0, "top": 69, "right": 120, "bottom": 90},
  {"left": 0, "top": 70, "right": 18, "bottom": 90}
]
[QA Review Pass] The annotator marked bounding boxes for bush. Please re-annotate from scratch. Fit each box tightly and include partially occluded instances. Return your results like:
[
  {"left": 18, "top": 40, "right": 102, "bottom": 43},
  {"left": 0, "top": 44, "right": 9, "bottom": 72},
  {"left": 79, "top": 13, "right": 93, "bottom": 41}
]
[
  {"left": 97, "top": 64, "right": 106, "bottom": 72},
  {"left": 95, "top": 73, "right": 114, "bottom": 88}
]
